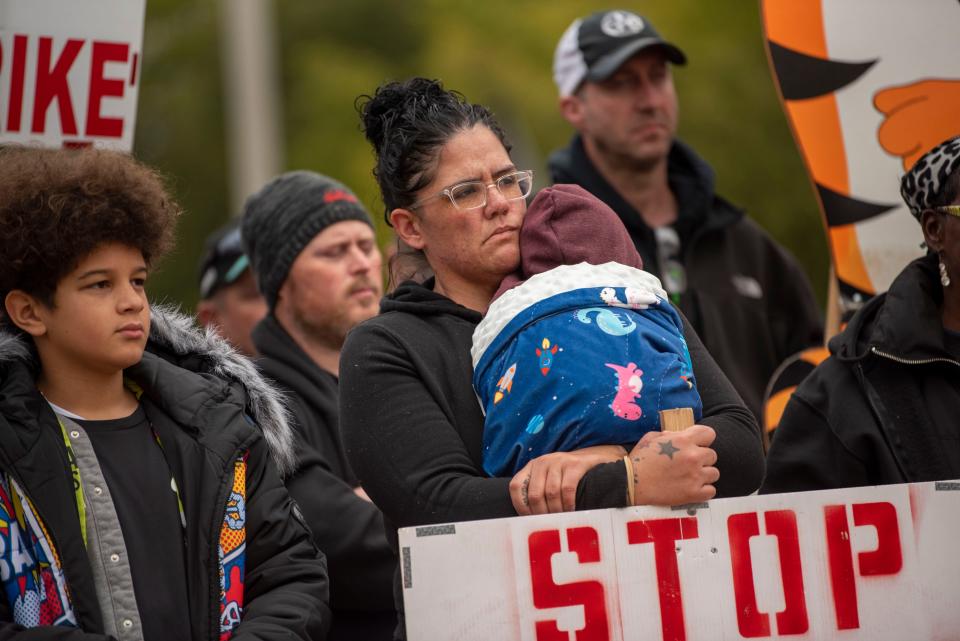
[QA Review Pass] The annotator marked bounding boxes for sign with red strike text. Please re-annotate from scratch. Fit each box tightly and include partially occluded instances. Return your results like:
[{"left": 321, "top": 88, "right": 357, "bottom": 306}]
[
  {"left": 400, "top": 481, "right": 960, "bottom": 640},
  {"left": 0, "top": 0, "right": 145, "bottom": 151}
]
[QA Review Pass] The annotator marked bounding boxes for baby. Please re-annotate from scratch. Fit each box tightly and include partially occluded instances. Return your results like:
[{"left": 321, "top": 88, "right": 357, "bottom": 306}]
[{"left": 473, "top": 184, "right": 702, "bottom": 477}]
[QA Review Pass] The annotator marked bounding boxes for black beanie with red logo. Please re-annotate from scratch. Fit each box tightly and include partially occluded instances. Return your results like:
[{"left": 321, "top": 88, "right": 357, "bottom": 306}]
[{"left": 241, "top": 170, "right": 374, "bottom": 310}]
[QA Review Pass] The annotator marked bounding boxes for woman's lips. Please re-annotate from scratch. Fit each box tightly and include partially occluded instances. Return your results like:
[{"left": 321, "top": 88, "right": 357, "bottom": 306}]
[{"left": 487, "top": 225, "right": 519, "bottom": 241}]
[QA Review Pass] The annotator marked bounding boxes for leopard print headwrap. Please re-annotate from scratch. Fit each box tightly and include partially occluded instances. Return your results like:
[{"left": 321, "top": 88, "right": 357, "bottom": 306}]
[{"left": 900, "top": 135, "right": 960, "bottom": 219}]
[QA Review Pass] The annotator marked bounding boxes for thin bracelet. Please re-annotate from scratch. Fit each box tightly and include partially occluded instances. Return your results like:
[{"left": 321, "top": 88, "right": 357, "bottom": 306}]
[{"left": 623, "top": 455, "right": 636, "bottom": 506}]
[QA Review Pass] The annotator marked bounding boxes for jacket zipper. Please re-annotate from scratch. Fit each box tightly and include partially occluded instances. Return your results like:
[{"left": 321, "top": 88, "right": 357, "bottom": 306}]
[{"left": 870, "top": 346, "right": 960, "bottom": 368}]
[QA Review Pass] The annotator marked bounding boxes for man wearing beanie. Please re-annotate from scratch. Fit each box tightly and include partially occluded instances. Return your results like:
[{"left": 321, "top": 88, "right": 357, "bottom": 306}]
[
  {"left": 548, "top": 9, "right": 823, "bottom": 424},
  {"left": 242, "top": 171, "right": 396, "bottom": 640}
]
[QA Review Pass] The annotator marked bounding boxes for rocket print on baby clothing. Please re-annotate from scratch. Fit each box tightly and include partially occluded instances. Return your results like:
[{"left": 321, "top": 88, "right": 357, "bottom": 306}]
[
  {"left": 494, "top": 363, "right": 517, "bottom": 404},
  {"left": 535, "top": 338, "right": 560, "bottom": 376}
]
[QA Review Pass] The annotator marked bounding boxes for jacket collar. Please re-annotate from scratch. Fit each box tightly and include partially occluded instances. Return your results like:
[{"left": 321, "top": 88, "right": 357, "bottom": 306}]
[
  {"left": 252, "top": 313, "right": 339, "bottom": 396},
  {"left": 380, "top": 278, "right": 484, "bottom": 323},
  {"left": 831, "top": 254, "right": 951, "bottom": 364},
  {"left": 0, "top": 304, "right": 297, "bottom": 477},
  {"left": 547, "top": 134, "right": 742, "bottom": 244}
]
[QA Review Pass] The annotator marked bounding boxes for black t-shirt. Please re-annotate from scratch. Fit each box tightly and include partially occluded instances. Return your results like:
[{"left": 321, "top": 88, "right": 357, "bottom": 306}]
[{"left": 79, "top": 406, "right": 192, "bottom": 641}]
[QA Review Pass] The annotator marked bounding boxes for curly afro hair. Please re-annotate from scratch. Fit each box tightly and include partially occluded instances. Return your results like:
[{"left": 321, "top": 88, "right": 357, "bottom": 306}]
[{"left": 0, "top": 146, "right": 181, "bottom": 309}]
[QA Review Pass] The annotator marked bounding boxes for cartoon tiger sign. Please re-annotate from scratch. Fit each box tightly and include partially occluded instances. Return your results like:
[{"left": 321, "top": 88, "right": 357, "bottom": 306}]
[{"left": 760, "top": 0, "right": 960, "bottom": 437}]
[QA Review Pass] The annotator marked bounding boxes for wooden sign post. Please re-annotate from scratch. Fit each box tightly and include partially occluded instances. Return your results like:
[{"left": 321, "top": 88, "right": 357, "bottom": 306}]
[{"left": 659, "top": 407, "right": 695, "bottom": 432}]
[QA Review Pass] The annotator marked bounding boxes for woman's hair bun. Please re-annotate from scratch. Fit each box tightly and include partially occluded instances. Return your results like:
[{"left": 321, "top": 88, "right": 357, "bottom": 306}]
[
  {"left": 358, "top": 78, "right": 453, "bottom": 156},
  {"left": 356, "top": 76, "right": 509, "bottom": 220}
]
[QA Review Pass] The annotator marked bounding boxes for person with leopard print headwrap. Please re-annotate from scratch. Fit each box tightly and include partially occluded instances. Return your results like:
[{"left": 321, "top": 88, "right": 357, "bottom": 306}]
[{"left": 762, "top": 135, "right": 960, "bottom": 493}]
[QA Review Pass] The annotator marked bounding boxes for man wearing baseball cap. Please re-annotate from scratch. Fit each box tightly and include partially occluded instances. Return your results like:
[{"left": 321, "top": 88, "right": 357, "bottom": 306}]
[
  {"left": 196, "top": 220, "right": 267, "bottom": 356},
  {"left": 242, "top": 171, "right": 396, "bottom": 640},
  {"left": 549, "top": 9, "right": 823, "bottom": 424}
]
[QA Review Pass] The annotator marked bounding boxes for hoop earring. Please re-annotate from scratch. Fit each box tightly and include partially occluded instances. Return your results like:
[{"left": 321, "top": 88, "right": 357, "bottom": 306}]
[{"left": 940, "top": 254, "right": 951, "bottom": 287}]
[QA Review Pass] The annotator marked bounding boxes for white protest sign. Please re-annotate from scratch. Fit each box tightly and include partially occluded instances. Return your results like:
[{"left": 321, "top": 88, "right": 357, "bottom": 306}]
[
  {"left": 400, "top": 481, "right": 960, "bottom": 640},
  {"left": 0, "top": 0, "right": 145, "bottom": 151}
]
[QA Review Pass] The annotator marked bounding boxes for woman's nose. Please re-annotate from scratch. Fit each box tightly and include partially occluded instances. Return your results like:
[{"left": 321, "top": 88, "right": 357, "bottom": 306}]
[{"left": 483, "top": 183, "right": 510, "bottom": 218}]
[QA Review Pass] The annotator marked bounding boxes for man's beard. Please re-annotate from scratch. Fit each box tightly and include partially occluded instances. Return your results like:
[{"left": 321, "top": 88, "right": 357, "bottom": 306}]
[
  {"left": 291, "top": 304, "right": 352, "bottom": 351},
  {"left": 287, "top": 278, "right": 380, "bottom": 351}
]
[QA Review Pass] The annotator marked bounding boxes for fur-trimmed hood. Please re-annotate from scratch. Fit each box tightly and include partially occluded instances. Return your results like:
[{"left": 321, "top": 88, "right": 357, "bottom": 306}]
[{"left": 0, "top": 304, "right": 297, "bottom": 477}]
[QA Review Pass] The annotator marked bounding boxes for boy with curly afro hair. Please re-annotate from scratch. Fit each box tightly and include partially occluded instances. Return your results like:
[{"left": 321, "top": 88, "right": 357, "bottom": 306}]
[{"left": 0, "top": 147, "right": 330, "bottom": 641}]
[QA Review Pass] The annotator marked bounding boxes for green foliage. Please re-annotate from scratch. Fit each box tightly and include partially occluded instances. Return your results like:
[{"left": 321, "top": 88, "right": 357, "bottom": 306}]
[{"left": 135, "top": 0, "right": 828, "bottom": 312}]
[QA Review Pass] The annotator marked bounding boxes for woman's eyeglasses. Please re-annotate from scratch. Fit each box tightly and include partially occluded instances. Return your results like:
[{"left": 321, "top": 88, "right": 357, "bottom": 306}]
[{"left": 410, "top": 170, "right": 534, "bottom": 211}]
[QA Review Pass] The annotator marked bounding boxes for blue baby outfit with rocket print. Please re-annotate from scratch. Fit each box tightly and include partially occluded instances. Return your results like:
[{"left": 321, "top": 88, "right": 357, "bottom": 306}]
[{"left": 473, "top": 262, "right": 702, "bottom": 477}]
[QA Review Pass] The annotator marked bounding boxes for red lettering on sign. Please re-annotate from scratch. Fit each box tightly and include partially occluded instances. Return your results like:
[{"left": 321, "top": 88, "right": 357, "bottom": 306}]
[
  {"left": 626, "top": 517, "right": 698, "bottom": 641},
  {"left": 86, "top": 41, "right": 129, "bottom": 138},
  {"left": 853, "top": 502, "right": 902, "bottom": 576},
  {"left": 32, "top": 37, "right": 84, "bottom": 135},
  {"left": 528, "top": 528, "right": 609, "bottom": 641},
  {"left": 824, "top": 505, "right": 858, "bottom": 629},
  {"left": 825, "top": 502, "right": 904, "bottom": 631},
  {"left": 728, "top": 513, "right": 768, "bottom": 637},
  {"left": 764, "top": 510, "right": 808, "bottom": 635},
  {"left": 6, "top": 35, "right": 28, "bottom": 132},
  {"left": 729, "top": 510, "right": 808, "bottom": 637}
]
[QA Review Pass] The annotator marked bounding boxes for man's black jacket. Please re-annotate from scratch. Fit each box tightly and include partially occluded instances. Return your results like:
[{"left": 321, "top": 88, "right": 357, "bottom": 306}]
[{"left": 253, "top": 314, "right": 396, "bottom": 641}]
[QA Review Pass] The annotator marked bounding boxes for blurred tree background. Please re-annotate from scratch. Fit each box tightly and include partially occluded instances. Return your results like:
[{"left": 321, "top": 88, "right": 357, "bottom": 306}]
[{"left": 135, "top": 0, "right": 829, "bottom": 313}]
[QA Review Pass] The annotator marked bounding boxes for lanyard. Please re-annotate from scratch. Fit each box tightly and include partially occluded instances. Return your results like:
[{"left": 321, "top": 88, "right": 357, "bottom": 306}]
[
  {"left": 56, "top": 405, "right": 187, "bottom": 546},
  {"left": 57, "top": 418, "right": 87, "bottom": 546}
]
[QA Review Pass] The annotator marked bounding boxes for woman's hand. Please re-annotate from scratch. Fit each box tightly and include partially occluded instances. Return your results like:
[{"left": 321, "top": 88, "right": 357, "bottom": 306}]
[
  {"left": 510, "top": 445, "right": 628, "bottom": 515},
  {"left": 629, "top": 425, "right": 719, "bottom": 506}
]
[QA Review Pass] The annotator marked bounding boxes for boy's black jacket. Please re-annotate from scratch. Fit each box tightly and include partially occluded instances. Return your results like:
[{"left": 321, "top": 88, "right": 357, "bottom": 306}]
[{"left": 0, "top": 306, "right": 331, "bottom": 641}]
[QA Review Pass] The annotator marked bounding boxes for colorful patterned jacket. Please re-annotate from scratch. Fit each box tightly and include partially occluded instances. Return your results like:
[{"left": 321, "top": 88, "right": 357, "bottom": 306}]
[{"left": 0, "top": 306, "right": 330, "bottom": 640}]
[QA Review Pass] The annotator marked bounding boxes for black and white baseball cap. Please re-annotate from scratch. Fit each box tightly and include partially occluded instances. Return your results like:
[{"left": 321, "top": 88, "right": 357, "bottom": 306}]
[{"left": 554, "top": 10, "right": 687, "bottom": 97}]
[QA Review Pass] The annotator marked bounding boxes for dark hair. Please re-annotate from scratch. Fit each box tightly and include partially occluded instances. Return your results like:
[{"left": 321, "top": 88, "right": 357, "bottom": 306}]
[
  {"left": 357, "top": 77, "right": 512, "bottom": 222},
  {"left": 0, "top": 146, "right": 180, "bottom": 309}
]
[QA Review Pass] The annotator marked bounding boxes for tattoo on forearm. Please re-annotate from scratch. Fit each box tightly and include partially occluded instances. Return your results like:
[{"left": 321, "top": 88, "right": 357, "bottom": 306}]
[{"left": 658, "top": 440, "right": 680, "bottom": 459}]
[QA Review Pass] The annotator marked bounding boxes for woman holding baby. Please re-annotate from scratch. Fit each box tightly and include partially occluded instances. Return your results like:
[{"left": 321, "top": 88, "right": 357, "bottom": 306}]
[{"left": 338, "top": 77, "right": 764, "bottom": 638}]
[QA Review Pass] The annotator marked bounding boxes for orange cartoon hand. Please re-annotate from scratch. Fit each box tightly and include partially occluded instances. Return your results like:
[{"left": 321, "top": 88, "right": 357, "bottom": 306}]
[{"left": 874, "top": 79, "right": 960, "bottom": 171}]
